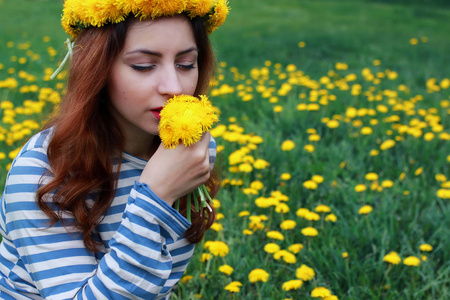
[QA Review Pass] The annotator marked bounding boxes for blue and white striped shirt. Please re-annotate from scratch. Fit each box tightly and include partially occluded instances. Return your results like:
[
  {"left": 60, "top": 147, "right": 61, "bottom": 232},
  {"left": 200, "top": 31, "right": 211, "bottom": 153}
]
[{"left": 0, "top": 128, "right": 217, "bottom": 299}]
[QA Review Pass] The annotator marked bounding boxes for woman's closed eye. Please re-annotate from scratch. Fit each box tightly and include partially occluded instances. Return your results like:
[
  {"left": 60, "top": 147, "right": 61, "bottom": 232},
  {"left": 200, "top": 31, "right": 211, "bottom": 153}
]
[
  {"left": 131, "top": 64, "right": 155, "bottom": 71},
  {"left": 177, "top": 63, "right": 196, "bottom": 70}
]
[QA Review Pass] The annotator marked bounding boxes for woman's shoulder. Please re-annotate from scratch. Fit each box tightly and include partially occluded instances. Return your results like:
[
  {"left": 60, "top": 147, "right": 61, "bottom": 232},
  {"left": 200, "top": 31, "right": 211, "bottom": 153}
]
[
  {"left": 24, "top": 128, "right": 53, "bottom": 151},
  {"left": 10, "top": 128, "right": 54, "bottom": 167}
]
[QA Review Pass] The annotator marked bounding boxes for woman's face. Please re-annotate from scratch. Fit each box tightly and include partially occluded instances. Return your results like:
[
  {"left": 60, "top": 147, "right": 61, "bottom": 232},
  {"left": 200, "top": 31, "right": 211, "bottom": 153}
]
[{"left": 108, "top": 15, "right": 199, "bottom": 142}]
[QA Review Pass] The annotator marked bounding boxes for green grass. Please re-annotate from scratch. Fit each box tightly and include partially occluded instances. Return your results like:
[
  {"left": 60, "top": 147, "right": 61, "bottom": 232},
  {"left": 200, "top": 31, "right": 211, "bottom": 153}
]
[{"left": 1, "top": 0, "right": 450, "bottom": 299}]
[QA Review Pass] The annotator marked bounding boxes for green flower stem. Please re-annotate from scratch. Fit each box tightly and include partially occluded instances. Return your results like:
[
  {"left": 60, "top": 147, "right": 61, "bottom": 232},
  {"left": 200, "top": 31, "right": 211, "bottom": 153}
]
[
  {"left": 186, "top": 193, "right": 191, "bottom": 222},
  {"left": 194, "top": 189, "right": 199, "bottom": 212}
]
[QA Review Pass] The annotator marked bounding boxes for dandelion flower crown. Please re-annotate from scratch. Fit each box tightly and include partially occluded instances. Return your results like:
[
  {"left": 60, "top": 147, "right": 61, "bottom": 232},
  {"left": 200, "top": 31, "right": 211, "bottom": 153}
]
[{"left": 61, "top": 0, "right": 230, "bottom": 38}]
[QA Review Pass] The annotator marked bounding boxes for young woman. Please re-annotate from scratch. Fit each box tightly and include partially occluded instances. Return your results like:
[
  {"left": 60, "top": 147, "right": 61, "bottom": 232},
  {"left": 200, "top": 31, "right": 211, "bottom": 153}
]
[{"left": 0, "top": 0, "right": 229, "bottom": 299}]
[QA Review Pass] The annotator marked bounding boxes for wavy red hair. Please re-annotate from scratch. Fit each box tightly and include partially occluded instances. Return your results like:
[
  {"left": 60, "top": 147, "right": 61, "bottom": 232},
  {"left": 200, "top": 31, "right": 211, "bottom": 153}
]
[{"left": 37, "top": 16, "right": 219, "bottom": 252}]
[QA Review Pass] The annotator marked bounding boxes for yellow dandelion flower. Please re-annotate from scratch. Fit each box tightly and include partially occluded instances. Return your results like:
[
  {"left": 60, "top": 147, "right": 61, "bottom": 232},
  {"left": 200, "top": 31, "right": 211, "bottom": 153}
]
[
  {"left": 324, "top": 296, "right": 339, "bottom": 300},
  {"left": 311, "top": 287, "right": 332, "bottom": 298},
  {"left": 242, "top": 229, "right": 253, "bottom": 235},
  {"left": 224, "top": 281, "right": 242, "bottom": 293},
  {"left": 282, "top": 279, "right": 303, "bottom": 291},
  {"left": 304, "top": 212, "right": 320, "bottom": 221},
  {"left": 264, "top": 243, "right": 281, "bottom": 254},
  {"left": 383, "top": 251, "right": 401, "bottom": 265},
  {"left": 355, "top": 184, "right": 367, "bottom": 192},
  {"left": 315, "top": 204, "right": 331, "bottom": 213},
  {"left": 205, "top": 241, "right": 229, "bottom": 257},
  {"left": 288, "top": 243, "right": 304, "bottom": 254},
  {"left": 281, "top": 140, "right": 295, "bottom": 151},
  {"left": 159, "top": 95, "right": 218, "bottom": 149},
  {"left": 238, "top": 210, "right": 250, "bottom": 217},
  {"left": 296, "top": 264, "right": 315, "bottom": 281},
  {"left": 342, "top": 252, "right": 349, "bottom": 258},
  {"left": 248, "top": 268, "right": 269, "bottom": 283},
  {"left": 200, "top": 253, "right": 213, "bottom": 262},
  {"left": 210, "top": 222, "right": 223, "bottom": 232},
  {"left": 303, "top": 180, "right": 318, "bottom": 190},
  {"left": 273, "top": 250, "right": 297, "bottom": 264},
  {"left": 359, "top": 205, "right": 373, "bottom": 215},
  {"left": 304, "top": 144, "right": 315, "bottom": 152},
  {"left": 280, "top": 220, "right": 297, "bottom": 230},
  {"left": 205, "top": 0, "right": 230, "bottom": 34},
  {"left": 250, "top": 180, "right": 264, "bottom": 190},
  {"left": 419, "top": 244, "right": 433, "bottom": 252},
  {"left": 403, "top": 256, "right": 421, "bottom": 266},
  {"left": 267, "top": 231, "right": 285, "bottom": 240},
  {"left": 181, "top": 275, "right": 193, "bottom": 284},
  {"left": 325, "top": 213, "right": 337, "bottom": 222},
  {"left": 186, "top": 0, "right": 214, "bottom": 17},
  {"left": 365, "top": 172, "right": 379, "bottom": 181},
  {"left": 380, "top": 139, "right": 396, "bottom": 151},
  {"left": 301, "top": 227, "right": 318, "bottom": 237},
  {"left": 296, "top": 208, "right": 310, "bottom": 218},
  {"left": 312, "top": 175, "right": 324, "bottom": 184},
  {"left": 218, "top": 264, "right": 234, "bottom": 275},
  {"left": 415, "top": 167, "right": 423, "bottom": 176},
  {"left": 280, "top": 173, "right": 291, "bottom": 180},
  {"left": 253, "top": 158, "right": 270, "bottom": 169}
]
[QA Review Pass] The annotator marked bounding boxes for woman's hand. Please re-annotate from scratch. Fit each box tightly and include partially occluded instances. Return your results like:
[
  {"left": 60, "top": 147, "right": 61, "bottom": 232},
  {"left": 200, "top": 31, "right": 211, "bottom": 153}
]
[{"left": 139, "top": 133, "right": 211, "bottom": 206}]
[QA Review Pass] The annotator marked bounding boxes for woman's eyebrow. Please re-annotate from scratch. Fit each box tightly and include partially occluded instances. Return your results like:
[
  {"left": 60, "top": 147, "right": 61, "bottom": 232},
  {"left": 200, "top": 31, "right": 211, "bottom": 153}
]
[{"left": 124, "top": 47, "right": 198, "bottom": 57}]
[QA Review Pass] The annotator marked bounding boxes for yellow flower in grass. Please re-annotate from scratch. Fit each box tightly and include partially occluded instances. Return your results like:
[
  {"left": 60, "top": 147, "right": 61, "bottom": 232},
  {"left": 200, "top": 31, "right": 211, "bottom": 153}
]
[
  {"left": 324, "top": 296, "right": 339, "bottom": 300},
  {"left": 248, "top": 268, "right": 270, "bottom": 283},
  {"left": 296, "top": 264, "right": 315, "bottom": 281},
  {"left": 210, "top": 222, "right": 223, "bottom": 232},
  {"left": 242, "top": 229, "right": 253, "bottom": 235},
  {"left": 288, "top": 243, "right": 304, "bottom": 254},
  {"left": 365, "top": 172, "right": 379, "bottom": 181},
  {"left": 218, "top": 264, "right": 234, "bottom": 275},
  {"left": 267, "top": 230, "right": 285, "bottom": 240},
  {"left": 282, "top": 279, "right": 303, "bottom": 291},
  {"left": 224, "top": 281, "right": 242, "bottom": 293},
  {"left": 383, "top": 251, "right": 401, "bottom": 265},
  {"left": 355, "top": 184, "right": 367, "bottom": 192},
  {"left": 264, "top": 243, "right": 281, "bottom": 254},
  {"left": 281, "top": 140, "right": 296, "bottom": 151},
  {"left": 381, "top": 180, "right": 394, "bottom": 188},
  {"left": 280, "top": 173, "right": 291, "bottom": 180},
  {"left": 359, "top": 205, "right": 373, "bottom": 215},
  {"left": 315, "top": 204, "right": 331, "bottom": 213},
  {"left": 159, "top": 95, "right": 218, "bottom": 149},
  {"left": 415, "top": 167, "right": 423, "bottom": 176},
  {"left": 311, "top": 287, "right": 332, "bottom": 298},
  {"left": 238, "top": 210, "right": 250, "bottom": 217},
  {"left": 303, "top": 180, "right": 318, "bottom": 190},
  {"left": 280, "top": 220, "right": 297, "bottom": 230},
  {"left": 304, "top": 212, "right": 320, "bottom": 221},
  {"left": 312, "top": 175, "right": 324, "bottom": 183},
  {"left": 325, "top": 213, "right": 337, "bottom": 222},
  {"left": 301, "top": 227, "right": 318, "bottom": 237},
  {"left": 380, "top": 139, "right": 395, "bottom": 151},
  {"left": 403, "top": 256, "right": 421, "bottom": 266},
  {"left": 181, "top": 275, "right": 194, "bottom": 284},
  {"left": 273, "top": 250, "right": 297, "bottom": 264},
  {"left": 419, "top": 243, "right": 433, "bottom": 252},
  {"left": 250, "top": 180, "right": 264, "bottom": 190},
  {"left": 296, "top": 208, "right": 310, "bottom": 218},
  {"left": 342, "top": 252, "right": 349, "bottom": 258},
  {"left": 200, "top": 253, "right": 213, "bottom": 262},
  {"left": 204, "top": 241, "right": 229, "bottom": 257}
]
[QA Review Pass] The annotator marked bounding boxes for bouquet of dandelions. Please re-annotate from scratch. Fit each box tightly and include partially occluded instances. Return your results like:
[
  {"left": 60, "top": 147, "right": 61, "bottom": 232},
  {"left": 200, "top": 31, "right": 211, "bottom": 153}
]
[{"left": 158, "top": 94, "right": 219, "bottom": 221}]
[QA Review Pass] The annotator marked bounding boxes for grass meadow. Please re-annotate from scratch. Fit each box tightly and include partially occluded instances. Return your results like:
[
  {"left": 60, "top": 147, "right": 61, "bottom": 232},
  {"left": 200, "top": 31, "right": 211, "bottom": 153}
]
[{"left": 1, "top": 0, "right": 450, "bottom": 299}]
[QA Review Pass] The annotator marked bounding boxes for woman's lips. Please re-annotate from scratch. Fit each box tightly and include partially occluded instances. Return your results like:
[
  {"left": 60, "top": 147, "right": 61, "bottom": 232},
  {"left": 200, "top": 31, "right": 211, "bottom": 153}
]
[{"left": 151, "top": 107, "right": 163, "bottom": 120}]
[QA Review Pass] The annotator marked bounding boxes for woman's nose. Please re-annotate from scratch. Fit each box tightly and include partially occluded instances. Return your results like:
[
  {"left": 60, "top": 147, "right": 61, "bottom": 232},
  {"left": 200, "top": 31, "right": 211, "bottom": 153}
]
[{"left": 158, "top": 66, "right": 183, "bottom": 96}]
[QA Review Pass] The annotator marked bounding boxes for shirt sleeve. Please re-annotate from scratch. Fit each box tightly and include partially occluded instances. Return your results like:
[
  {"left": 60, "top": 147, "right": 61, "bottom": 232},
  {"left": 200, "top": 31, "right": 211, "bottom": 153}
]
[{"left": 1, "top": 146, "right": 191, "bottom": 299}]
